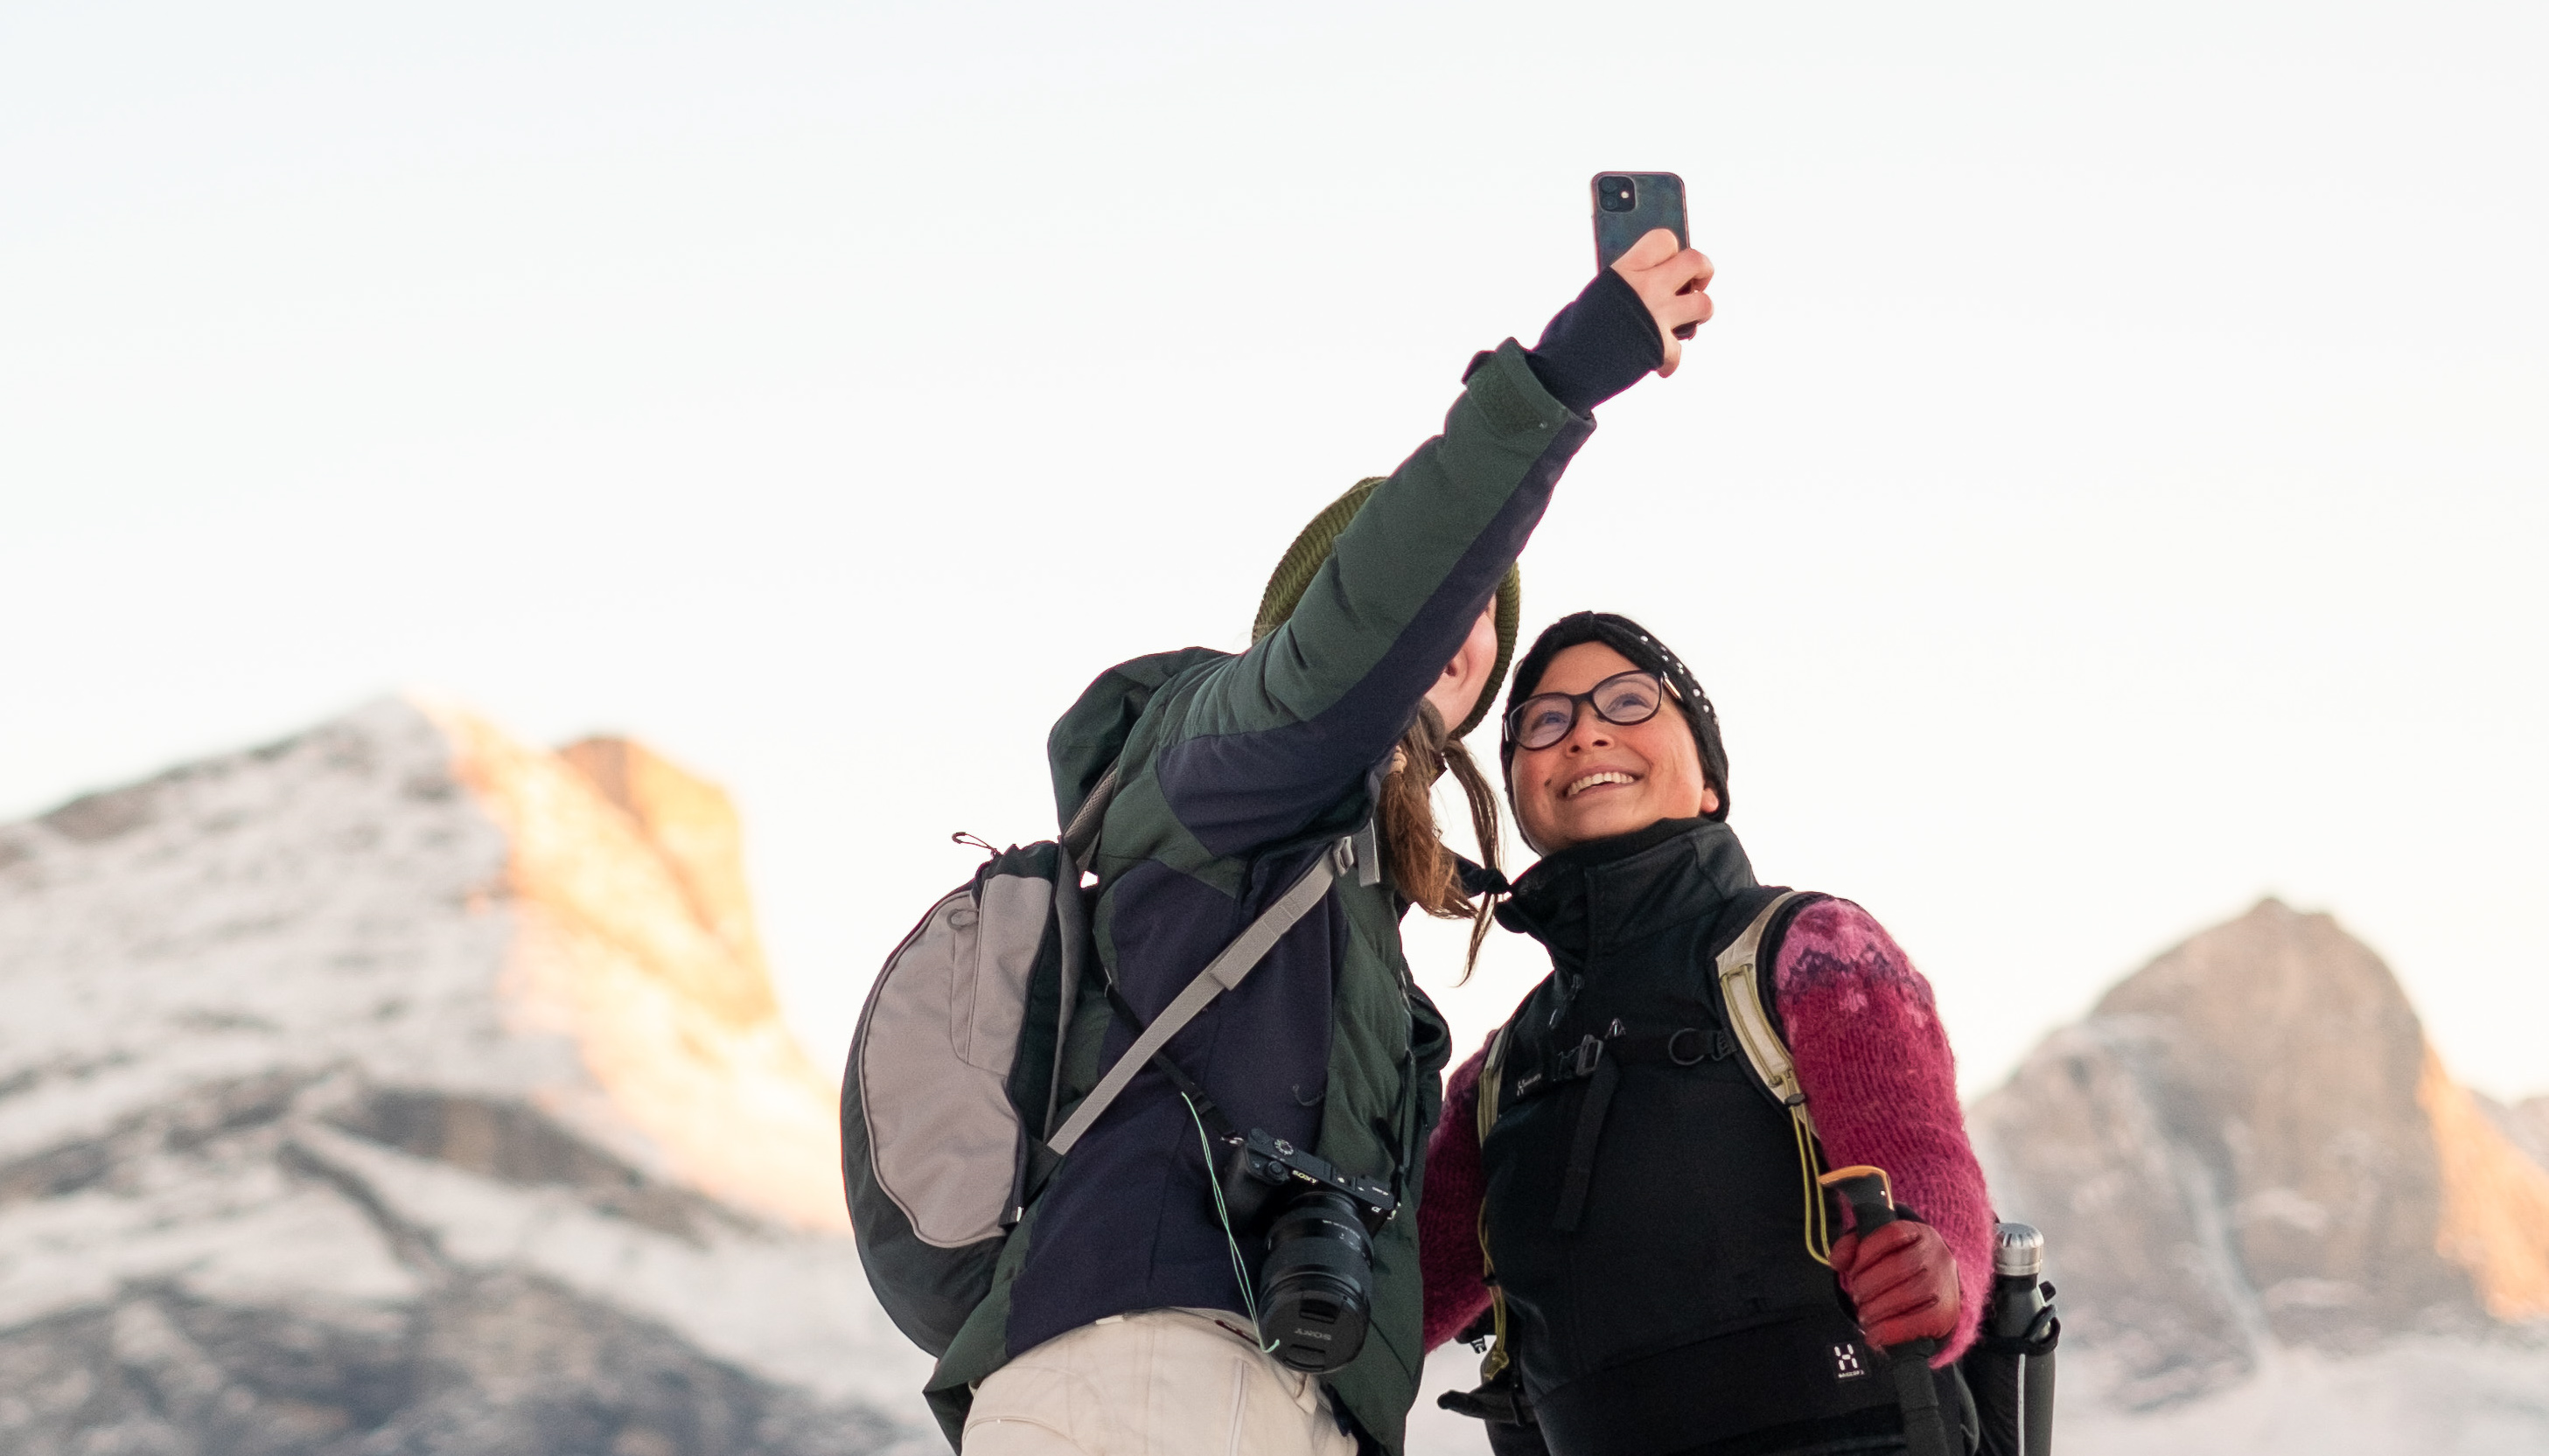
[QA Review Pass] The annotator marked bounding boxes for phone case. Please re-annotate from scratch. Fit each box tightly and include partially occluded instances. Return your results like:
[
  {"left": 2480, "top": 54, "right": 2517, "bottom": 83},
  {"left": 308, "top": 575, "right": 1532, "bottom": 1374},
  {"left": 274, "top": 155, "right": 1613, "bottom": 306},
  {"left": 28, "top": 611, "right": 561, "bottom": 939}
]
[
  {"left": 1591, "top": 172, "right": 1688, "bottom": 271},
  {"left": 1592, "top": 172, "right": 1694, "bottom": 338}
]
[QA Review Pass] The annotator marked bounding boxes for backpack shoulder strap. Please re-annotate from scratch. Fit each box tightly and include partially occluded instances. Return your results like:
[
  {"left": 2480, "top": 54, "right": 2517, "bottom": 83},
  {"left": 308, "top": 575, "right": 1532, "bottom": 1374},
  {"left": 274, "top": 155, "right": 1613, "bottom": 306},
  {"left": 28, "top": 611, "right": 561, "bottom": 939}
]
[
  {"left": 1044, "top": 822, "right": 1379, "bottom": 1160},
  {"left": 1714, "top": 888, "right": 1843, "bottom": 1267},
  {"left": 1477, "top": 1021, "right": 1513, "bottom": 1140},
  {"left": 1714, "top": 888, "right": 1816, "bottom": 1134},
  {"left": 1059, "top": 762, "right": 1119, "bottom": 865},
  {"left": 1473, "top": 1015, "right": 1519, "bottom": 1381}
]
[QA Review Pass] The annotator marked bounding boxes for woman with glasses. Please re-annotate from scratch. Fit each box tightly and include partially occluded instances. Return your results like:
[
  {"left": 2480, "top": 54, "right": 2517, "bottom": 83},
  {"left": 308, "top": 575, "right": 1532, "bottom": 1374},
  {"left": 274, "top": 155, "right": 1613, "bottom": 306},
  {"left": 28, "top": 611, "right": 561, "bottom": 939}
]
[{"left": 1420, "top": 611, "right": 1994, "bottom": 1456}]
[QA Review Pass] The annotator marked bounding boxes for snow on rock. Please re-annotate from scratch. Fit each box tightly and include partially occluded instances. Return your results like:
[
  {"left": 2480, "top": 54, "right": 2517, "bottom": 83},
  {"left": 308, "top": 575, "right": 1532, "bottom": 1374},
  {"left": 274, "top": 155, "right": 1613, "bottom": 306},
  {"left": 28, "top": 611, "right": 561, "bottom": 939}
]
[
  {"left": 0, "top": 699, "right": 934, "bottom": 1455},
  {"left": 2054, "top": 1336, "right": 2549, "bottom": 1455}
]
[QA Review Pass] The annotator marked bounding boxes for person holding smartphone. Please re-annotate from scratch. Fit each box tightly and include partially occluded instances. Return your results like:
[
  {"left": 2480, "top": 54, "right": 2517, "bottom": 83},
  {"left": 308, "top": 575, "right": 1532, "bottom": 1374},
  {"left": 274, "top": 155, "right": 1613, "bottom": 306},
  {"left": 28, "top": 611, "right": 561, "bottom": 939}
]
[
  {"left": 940, "top": 232, "right": 1711, "bottom": 1456},
  {"left": 1420, "top": 614, "right": 1994, "bottom": 1456}
]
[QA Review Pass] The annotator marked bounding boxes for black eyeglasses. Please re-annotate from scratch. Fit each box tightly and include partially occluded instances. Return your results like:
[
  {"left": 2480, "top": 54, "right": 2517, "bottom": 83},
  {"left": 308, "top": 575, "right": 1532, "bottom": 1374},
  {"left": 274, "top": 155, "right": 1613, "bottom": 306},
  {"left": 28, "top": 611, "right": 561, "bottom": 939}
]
[{"left": 1504, "top": 670, "right": 1671, "bottom": 751}]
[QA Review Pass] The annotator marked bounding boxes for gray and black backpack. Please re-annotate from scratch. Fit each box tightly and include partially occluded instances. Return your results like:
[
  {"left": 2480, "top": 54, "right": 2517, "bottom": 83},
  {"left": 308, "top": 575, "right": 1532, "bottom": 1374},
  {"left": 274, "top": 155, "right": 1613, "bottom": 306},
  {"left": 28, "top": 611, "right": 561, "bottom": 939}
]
[
  {"left": 839, "top": 648, "right": 1377, "bottom": 1357},
  {"left": 840, "top": 831, "right": 1089, "bottom": 1356}
]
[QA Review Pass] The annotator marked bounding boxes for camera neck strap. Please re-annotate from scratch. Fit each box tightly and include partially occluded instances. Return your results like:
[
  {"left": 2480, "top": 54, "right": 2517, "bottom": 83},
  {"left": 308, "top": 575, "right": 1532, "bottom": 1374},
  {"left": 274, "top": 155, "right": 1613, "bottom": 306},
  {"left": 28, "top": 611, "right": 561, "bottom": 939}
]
[{"left": 1100, "top": 980, "right": 1239, "bottom": 1142}]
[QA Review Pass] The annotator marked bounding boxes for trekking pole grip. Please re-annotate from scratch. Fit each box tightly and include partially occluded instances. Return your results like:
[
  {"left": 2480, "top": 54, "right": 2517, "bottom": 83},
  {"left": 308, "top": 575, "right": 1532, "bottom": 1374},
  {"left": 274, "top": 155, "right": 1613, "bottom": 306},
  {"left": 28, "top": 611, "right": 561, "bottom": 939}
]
[{"left": 1819, "top": 1167, "right": 1957, "bottom": 1456}]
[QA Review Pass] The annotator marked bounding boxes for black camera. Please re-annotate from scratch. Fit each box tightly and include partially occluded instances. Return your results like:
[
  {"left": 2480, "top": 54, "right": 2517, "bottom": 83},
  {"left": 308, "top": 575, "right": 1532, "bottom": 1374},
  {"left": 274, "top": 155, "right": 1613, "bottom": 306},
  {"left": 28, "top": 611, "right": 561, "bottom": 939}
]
[
  {"left": 1596, "top": 174, "right": 1638, "bottom": 212},
  {"left": 1215, "top": 1128, "right": 1396, "bottom": 1373}
]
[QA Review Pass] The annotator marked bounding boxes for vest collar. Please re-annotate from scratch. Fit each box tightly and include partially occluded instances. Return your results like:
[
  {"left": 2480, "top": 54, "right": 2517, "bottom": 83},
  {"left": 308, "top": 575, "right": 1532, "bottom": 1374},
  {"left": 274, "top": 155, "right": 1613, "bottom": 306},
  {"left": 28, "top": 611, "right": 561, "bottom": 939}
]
[{"left": 1498, "top": 818, "right": 1759, "bottom": 961}]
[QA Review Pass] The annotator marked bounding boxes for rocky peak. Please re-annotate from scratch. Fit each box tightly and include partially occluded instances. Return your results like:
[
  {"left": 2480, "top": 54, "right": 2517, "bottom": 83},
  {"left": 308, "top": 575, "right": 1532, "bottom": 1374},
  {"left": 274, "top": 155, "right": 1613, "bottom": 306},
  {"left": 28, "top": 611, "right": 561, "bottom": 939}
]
[
  {"left": 0, "top": 699, "right": 926, "bottom": 1455},
  {"left": 434, "top": 708, "right": 843, "bottom": 1229},
  {"left": 2092, "top": 899, "right": 2470, "bottom": 1343},
  {"left": 1971, "top": 898, "right": 2549, "bottom": 1415},
  {"left": 555, "top": 736, "right": 774, "bottom": 1019}
]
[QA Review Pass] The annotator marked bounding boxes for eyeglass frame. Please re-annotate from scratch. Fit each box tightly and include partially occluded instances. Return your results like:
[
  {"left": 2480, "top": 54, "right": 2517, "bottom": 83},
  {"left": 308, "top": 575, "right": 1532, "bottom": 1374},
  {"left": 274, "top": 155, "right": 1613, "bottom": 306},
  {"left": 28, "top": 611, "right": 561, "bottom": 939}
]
[{"left": 1502, "top": 669, "right": 1680, "bottom": 752}]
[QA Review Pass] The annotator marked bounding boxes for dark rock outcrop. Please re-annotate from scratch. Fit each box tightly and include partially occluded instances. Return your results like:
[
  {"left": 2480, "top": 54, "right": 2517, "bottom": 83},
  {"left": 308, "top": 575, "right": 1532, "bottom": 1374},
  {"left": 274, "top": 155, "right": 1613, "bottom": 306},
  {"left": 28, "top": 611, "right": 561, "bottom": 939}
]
[{"left": 0, "top": 1273, "right": 906, "bottom": 1456}]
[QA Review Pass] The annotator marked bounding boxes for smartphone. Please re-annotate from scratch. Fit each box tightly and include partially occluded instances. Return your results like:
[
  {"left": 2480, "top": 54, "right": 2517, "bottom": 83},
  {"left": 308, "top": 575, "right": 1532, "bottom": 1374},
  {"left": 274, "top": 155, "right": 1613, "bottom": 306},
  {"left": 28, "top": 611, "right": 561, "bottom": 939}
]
[{"left": 1591, "top": 172, "right": 1696, "bottom": 338}]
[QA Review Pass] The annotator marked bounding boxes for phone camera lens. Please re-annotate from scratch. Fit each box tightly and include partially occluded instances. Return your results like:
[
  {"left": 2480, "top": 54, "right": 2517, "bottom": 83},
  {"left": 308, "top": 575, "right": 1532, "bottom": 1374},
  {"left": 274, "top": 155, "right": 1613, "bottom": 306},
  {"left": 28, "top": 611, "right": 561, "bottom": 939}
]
[{"left": 1598, "top": 176, "right": 1637, "bottom": 212}]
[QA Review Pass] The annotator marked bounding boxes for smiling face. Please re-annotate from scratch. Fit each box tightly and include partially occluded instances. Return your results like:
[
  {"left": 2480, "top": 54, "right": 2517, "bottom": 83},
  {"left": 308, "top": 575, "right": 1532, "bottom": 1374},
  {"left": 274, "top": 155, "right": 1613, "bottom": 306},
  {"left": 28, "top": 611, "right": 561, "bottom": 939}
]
[{"left": 1510, "top": 642, "right": 1720, "bottom": 854}]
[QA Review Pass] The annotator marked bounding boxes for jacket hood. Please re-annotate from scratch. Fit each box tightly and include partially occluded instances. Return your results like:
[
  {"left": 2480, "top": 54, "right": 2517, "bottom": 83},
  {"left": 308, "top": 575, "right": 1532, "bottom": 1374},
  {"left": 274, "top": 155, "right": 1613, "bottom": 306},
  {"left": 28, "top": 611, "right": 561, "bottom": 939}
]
[{"left": 1043, "top": 646, "right": 1228, "bottom": 836}]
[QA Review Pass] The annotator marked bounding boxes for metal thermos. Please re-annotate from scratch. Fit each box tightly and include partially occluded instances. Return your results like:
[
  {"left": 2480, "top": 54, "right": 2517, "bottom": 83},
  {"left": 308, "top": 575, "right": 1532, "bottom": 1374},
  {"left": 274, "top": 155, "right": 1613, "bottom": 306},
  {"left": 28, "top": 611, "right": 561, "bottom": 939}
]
[
  {"left": 1966, "top": 1222, "right": 2059, "bottom": 1456},
  {"left": 1990, "top": 1223, "right": 2050, "bottom": 1338}
]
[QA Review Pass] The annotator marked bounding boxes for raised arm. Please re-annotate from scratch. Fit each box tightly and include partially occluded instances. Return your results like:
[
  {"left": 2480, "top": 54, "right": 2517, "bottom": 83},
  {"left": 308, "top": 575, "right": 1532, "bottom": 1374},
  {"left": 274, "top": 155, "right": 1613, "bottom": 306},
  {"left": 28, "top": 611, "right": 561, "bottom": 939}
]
[{"left": 1160, "top": 238, "right": 1710, "bottom": 857}]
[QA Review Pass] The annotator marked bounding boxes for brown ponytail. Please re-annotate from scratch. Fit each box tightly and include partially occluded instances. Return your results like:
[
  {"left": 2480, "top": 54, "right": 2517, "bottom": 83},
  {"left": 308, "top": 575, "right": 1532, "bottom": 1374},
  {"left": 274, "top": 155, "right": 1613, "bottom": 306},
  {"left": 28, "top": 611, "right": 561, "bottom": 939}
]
[{"left": 1378, "top": 700, "right": 1506, "bottom": 979}]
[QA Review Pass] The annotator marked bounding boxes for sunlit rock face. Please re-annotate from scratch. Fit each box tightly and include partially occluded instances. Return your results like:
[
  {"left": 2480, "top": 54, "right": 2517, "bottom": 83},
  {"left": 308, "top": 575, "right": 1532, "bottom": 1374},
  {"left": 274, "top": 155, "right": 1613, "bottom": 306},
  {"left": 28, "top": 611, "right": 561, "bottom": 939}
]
[
  {"left": 0, "top": 700, "right": 932, "bottom": 1455},
  {"left": 1971, "top": 898, "right": 2549, "bottom": 1453}
]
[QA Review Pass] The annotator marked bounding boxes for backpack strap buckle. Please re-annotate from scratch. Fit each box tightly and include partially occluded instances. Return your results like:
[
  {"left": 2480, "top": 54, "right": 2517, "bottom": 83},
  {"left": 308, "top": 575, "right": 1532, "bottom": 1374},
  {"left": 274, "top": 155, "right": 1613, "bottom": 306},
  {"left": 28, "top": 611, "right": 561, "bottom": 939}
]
[
  {"left": 1562, "top": 1034, "right": 1606, "bottom": 1080},
  {"left": 1339, "top": 819, "right": 1382, "bottom": 888}
]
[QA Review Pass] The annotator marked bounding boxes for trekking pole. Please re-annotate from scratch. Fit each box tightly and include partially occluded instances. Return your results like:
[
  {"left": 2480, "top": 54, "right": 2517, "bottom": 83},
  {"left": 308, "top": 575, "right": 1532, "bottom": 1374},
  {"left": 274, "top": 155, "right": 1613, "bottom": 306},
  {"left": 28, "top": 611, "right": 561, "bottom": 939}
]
[{"left": 1818, "top": 1167, "right": 1957, "bottom": 1456}]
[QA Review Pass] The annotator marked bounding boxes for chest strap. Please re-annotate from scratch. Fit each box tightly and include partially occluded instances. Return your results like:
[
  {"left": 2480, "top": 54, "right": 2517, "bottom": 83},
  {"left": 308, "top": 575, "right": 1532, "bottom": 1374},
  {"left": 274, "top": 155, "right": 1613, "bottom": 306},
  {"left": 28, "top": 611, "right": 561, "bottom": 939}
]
[
  {"left": 1508, "top": 1020, "right": 1741, "bottom": 1104},
  {"left": 1521, "top": 1018, "right": 1743, "bottom": 1236}
]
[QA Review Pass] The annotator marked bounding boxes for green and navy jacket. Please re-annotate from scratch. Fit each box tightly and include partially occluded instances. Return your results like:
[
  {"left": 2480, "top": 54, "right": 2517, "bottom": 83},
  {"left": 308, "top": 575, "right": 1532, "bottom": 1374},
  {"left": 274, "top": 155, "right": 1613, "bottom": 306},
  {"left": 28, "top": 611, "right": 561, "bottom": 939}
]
[{"left": 927, "top": 272, "right": 1662, "bottom": 1454}]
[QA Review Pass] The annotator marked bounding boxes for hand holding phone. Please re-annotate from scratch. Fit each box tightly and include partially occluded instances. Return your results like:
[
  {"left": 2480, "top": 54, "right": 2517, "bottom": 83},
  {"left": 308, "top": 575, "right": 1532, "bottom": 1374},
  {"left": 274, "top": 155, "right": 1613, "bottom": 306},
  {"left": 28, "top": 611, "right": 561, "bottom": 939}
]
[{"left": 1592, "top": 172, "right": 1714, "bottom": 373}]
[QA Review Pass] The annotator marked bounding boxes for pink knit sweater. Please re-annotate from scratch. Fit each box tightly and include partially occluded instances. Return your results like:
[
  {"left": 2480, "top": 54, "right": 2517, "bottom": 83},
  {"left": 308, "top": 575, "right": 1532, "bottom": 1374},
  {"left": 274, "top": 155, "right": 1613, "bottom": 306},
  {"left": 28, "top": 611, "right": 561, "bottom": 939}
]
[{"left": 1418, "top": 898, "right": 1991, "bottom": 1366}]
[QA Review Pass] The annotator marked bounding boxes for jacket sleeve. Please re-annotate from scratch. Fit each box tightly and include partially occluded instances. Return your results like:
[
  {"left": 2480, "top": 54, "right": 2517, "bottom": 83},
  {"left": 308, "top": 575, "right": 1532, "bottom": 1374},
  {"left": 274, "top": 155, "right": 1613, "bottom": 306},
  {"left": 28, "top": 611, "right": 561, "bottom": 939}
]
[
  {"left": 1155, "top": 343, "right": 1592, "bottom": 858},
  {"left": 1775, "top": 900, "right": 1994, "bottom": 1364},
  {"left": 1421, "top": 1046, "right": 1494, "bottom": 1353}
]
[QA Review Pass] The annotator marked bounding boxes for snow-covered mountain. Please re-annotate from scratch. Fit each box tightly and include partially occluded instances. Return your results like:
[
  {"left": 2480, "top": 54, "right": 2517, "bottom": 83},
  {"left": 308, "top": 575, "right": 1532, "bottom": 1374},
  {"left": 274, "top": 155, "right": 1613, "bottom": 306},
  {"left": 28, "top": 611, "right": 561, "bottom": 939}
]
[
  {"left": 0, "top": 700, "right": 934, "bottom": 1455},
  {"left": 13, "top": 703, "right": 2545, "bottom": 1455},
  {"left": 1970, "top": 899, "right": 2549, "bottom": 1453}
]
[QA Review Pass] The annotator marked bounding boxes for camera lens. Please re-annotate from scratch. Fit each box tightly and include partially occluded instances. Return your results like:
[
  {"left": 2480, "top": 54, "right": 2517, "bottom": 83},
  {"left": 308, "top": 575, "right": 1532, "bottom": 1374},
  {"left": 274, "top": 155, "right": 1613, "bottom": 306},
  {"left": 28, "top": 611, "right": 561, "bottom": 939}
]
[
  {"left": 1257, "top": 1189, "right": 1376, "bottom": 1373},
  {"left": 1598, "top": 176, "right": 1637, "bottom": 213}
]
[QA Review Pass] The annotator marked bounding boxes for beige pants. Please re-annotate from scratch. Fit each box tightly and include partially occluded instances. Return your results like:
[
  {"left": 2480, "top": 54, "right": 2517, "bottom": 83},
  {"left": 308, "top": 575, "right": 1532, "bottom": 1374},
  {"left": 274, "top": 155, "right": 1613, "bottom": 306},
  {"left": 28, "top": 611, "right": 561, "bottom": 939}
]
[{"left": 962, "top": 1308, "right": 1360, "bottom": 1456}]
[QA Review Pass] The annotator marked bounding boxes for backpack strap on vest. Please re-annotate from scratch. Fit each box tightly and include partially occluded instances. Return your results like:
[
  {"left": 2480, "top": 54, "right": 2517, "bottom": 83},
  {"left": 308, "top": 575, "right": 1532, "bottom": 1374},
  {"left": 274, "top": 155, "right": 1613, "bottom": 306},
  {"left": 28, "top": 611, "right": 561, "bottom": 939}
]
[
  {"left": 1715, "top": 889, "right": 1813, "bottom": 1130},
  {"left": 1474, "top": 1020, "right": 1518, "bottom": 1383},
  {"left": 1715, "top": 888, "right": 1835, "bottom": 1267}
]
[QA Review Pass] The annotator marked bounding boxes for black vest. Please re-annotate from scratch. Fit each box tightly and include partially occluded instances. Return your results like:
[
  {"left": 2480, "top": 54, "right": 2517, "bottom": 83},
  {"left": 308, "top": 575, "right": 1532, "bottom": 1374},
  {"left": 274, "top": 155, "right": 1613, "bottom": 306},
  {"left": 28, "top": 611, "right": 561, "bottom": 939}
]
[{"left": 1484, "top": 819, "right": 1898, "bottom": 1456}]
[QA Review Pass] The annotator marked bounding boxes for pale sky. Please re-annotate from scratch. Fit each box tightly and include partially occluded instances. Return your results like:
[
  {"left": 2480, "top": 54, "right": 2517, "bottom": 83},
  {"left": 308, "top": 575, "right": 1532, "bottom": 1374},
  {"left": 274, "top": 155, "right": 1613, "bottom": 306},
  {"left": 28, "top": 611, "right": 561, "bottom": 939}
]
[{"left": 4, "top": 2, "right": 2543, "bottom": 1102}]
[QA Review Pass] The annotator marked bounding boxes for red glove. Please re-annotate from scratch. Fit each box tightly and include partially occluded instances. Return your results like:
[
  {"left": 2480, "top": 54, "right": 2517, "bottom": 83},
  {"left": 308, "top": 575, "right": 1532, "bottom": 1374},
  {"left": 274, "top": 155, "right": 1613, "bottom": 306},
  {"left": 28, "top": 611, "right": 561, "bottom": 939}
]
[{"left": 1829, "top": 1218, "right": 1960, "bottom": 1350}]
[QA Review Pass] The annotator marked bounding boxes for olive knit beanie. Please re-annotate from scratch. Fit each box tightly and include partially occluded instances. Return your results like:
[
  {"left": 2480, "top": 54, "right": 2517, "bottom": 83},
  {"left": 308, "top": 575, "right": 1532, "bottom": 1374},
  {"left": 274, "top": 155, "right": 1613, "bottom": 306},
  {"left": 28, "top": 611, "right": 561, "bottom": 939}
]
[{"left": 1251, "top": 477, "right": 1523, "bottom": 740}]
